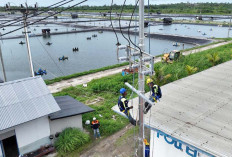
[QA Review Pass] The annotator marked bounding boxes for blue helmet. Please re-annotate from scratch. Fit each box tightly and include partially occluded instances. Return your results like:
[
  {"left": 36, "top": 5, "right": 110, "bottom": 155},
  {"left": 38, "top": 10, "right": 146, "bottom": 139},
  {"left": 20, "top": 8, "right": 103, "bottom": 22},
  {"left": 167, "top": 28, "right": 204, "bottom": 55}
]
[{"left": 120, "top": 88, "right": 126, "bottom": 94}]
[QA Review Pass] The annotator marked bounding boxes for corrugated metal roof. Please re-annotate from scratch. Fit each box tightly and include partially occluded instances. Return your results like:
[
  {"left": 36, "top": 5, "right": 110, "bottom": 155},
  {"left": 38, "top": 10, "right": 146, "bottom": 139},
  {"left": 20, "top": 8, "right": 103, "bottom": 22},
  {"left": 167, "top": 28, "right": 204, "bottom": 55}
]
[
  {"left": 0, "top": 76, "right": 60, "bottom": 131},
  {"left": 112, "top": 60, "right": 232, "bottom": 157},
  {"left": 49, "top": 96, "right": 95, "bottom": 120}
]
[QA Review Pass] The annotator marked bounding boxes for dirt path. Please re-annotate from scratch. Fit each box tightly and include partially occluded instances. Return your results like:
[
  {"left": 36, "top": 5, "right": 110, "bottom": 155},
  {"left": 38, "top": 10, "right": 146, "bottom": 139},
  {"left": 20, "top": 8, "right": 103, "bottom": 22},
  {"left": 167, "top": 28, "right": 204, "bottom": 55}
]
[
  {"left": 80, "top": 124, "right": 137, "bottom": 157},
  {"left": 48, "top": 40, "right": 232, "bottom": 93}
]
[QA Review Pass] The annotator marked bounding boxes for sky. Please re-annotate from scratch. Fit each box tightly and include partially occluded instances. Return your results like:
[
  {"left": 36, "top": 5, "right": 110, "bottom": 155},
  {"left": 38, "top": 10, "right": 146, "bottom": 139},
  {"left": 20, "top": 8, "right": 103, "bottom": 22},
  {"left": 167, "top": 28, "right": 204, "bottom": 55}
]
[{"left": 0, "top": 0, "right": 231, "bottom": 7}]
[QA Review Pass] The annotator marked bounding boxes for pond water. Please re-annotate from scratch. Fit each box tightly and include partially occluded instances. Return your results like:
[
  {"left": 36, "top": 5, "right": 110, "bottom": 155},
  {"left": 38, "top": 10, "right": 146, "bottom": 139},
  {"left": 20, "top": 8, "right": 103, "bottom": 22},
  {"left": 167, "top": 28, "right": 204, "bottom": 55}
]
[
  {"left": 0, "top": 31, "right": 194, "bottom": 81},
  {"left": 0, "top": 24, "right": 82, "bottom": 37},
  {"left": 145, "top": 23, "right": 232, "bottom": 38}
]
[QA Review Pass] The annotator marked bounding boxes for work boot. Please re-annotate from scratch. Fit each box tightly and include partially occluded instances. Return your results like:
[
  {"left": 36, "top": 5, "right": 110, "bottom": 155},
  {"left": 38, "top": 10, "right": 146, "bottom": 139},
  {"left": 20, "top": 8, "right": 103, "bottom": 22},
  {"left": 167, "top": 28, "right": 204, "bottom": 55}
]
[
  {"left": 130, "top": 119, "right": 137, "bottom": 126},
  {"left": 144, "top": 102, "right": 149, "bottom": 108},
  {"left": 144, "top": 104, "right": 152, "bottom": 114}
]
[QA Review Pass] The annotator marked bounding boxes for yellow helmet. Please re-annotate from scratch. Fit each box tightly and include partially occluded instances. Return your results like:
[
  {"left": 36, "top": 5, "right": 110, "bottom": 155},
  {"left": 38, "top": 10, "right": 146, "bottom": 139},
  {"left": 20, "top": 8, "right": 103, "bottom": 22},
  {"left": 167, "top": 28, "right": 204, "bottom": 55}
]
[
  {"left": 146, "top": 78, "right": 153, "bottom": 84},
  {"left": 144, "top": 139, "right": 150, "bottom": 145}
]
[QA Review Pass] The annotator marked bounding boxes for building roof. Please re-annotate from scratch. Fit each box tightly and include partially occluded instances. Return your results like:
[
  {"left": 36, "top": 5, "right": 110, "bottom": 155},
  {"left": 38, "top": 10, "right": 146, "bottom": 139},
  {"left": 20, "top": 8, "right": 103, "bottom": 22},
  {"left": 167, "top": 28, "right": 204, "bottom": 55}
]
[
  {"left": 112, "top": 60, "right": 232, "bottom": 157},
  {"left": 0, "top": 76, "right": 60, "bottom": 131},
  {"left": 49, "top": 96, "right": 95, "bottom": 120}
]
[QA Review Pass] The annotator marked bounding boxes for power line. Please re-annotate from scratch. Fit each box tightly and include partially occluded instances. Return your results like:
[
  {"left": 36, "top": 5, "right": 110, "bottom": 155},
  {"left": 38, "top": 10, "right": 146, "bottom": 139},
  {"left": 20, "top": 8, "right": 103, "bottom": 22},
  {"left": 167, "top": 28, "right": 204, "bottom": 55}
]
[
  {"left": 110, "top": 0, "right": 120, "bottom": 46},
  {"left": 1, "top": 0, "right": 67, "bottom": 27},
  {"left": 118, "top": 0, "right": 131, "bottom": 46},
  {"left": 148, "top": 0, "right": 151, "bottom": 54},
  {"left": 1, "top": 0, "right": 88, "bottom": 37},
  {"left": 32, "top": 29, "right": 65, "bottom": 76},
  {"left": 127, "top": 0, "right": 142, "bottom": 54},
  {"left": 1, "top": 0, "right": 76, "bottom": 29}
]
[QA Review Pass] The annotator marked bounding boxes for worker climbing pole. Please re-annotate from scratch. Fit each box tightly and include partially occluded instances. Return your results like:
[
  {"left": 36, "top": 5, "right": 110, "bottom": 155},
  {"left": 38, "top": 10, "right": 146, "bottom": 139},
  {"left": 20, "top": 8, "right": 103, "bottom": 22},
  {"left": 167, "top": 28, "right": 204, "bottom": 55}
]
[
  {"left": 114, "top": 0, "right": 158, "bottom": 156},
  {"left": 144, "top": 78, "right": 162, "bottom": 114},
  {"left": 118, "top": 88, "right": 137, "bottom": 126},
  {"left": 144, "top": 139, "right": 150, "bottom": 157}
]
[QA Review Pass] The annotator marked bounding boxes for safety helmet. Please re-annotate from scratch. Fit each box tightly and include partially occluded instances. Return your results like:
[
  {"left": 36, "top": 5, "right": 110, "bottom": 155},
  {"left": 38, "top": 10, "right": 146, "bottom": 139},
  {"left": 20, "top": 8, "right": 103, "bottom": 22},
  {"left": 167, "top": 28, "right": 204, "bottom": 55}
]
[
  {"left": 93, "top": 117, "right": 96, "bottom": 121},
  {"left": 120, "top": 88, "right": 126, "bottom": 94},
  {"left": 144, "top": 139, "right": 150, "bottom": 145},
  {"left": 146, "top": 78, "right": 153, "bottom": 84}
]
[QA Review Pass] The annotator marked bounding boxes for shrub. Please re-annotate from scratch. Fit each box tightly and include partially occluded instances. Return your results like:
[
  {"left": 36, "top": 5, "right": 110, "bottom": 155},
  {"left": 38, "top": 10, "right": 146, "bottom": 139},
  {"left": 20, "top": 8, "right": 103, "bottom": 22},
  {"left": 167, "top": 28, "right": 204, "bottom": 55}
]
[
  {"left": 55, "top": 128, "right": 90, "bottom": 156},
  {"left": 152, "top": 67, "right": 172, "bottom": 86},
  {"left": 206, "top": 53, "right": 220, "bottom": 66},
  {"left": 185, "top": 65, "right": 198, "bottom": 75}
]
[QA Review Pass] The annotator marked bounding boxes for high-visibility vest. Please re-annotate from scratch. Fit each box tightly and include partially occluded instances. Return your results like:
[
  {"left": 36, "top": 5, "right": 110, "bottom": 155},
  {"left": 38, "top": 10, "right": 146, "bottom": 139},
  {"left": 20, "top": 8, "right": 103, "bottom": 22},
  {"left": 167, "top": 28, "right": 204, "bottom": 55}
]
[
  {"left": 153, "top": 85, "right": 158, "bottom": 94},
  {"left": 92, "top": 120, "right": 99, "bottom": 125},
  {"left": 118, "top": 96, "right": 128, "bottom": 112}
]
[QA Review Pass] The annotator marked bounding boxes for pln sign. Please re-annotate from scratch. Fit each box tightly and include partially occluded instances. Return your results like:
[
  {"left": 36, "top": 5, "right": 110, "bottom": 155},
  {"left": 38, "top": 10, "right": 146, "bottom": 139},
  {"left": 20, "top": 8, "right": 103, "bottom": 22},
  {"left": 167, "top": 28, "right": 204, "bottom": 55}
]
[{"left": 150, "top": 130, "right": 214, "bottom": 157}]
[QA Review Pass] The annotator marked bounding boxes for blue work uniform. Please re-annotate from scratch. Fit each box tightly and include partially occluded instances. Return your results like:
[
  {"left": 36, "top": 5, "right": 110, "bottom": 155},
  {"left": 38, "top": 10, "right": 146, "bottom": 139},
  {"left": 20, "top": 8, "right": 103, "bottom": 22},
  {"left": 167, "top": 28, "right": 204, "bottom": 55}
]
[{"left": 118, "top": 96, "right": 136, "bottom": 126}]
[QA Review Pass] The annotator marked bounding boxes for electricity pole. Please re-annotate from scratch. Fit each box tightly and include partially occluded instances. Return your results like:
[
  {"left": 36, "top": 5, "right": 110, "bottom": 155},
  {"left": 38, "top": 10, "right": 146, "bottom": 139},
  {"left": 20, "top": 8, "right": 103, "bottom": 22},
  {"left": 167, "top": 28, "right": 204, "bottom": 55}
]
[
  {"left": 0, "top": 44, "right": 7, "bottom": 82},
  {"left": 6, "top": 3, "right": 38, "bottom": 77},
  {"left": 116, "top": 0, "right": 154, "bottom": 156},
  {"left": 138, "top": 0, "right": 145, "bottom": 157}
]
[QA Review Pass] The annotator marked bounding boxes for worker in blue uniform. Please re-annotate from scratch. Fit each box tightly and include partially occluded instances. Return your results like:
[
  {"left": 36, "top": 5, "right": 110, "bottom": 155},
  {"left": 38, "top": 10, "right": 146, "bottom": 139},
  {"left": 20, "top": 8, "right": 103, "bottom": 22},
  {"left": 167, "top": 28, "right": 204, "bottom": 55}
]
[
  {"left": 118, "top": 88, "right": 136, "bottom": 126},
  {"left": 144, "top": 139, "right": 150, "bottom": 157}
]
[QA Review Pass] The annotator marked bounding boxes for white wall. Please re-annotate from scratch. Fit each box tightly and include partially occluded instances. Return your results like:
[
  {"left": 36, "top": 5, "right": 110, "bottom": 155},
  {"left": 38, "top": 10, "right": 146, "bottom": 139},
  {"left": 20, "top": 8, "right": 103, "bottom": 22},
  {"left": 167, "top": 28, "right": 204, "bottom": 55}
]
[
  {"left": 15, "top": 116, "right": 51, "bottom": 155},
  {"left": 49, "top": 115, "right": 82, "bottom": 135},
  {"left": 150, "top": 130, "right": 210, "bottom": 157}
]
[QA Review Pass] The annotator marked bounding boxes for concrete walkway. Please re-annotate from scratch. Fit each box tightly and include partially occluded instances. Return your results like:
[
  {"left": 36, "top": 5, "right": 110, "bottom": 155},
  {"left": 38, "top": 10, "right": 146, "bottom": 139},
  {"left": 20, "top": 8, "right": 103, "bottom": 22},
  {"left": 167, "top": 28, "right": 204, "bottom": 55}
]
[{"left": 48, "top": 40, "right": 232, "bottom": 93}]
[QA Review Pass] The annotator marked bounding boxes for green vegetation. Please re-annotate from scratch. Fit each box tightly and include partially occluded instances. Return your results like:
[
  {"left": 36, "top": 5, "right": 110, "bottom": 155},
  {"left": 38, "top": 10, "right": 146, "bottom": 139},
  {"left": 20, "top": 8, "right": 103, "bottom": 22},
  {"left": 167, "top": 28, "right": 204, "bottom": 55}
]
[
  {"left": 53, "top": 43, "right": 232, "bottom": 155},
  {"left": 58, "top": 3, "right": 232, "bottom": 15},
  {"left": 206, "top": 53, "right": 220, "bottom": 66},
  {"left": 153, "top": 43, "right": 232, "bottom": 85},
  {"left": 152, "top": 67, "right": 172, "bottom": 86},
  {"left": 45, "top": 62, "right": 128, "bottom": 85},
  {"left": 2, "top": 3, "right": 232, "bottom": 15},
  {"left": 185, "top": 65, "right": 198, "bottom": 75},
  {"left": 55, "top": 128, "right": 90, "bottom": 156}
]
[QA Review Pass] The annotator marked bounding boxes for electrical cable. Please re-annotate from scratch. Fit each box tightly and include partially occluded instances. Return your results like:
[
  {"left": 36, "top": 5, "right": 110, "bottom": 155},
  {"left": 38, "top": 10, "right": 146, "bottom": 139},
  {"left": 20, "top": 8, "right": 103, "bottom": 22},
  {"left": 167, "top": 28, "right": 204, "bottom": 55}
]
[
  {"left": 0, "top": 0, "right": 70, "bottom": 28},
  {"left": 110, "top": 0, "right": 120, "bottom": 46},
  {"left": 148, "top": 0, "right": 151, "bottom": 54},
  {"left": 31, "top": 29, "right": 65, "bottom": 76},
  {"left": 118, "top": 0, "right": 131, "bottom": 46},
  {"left": 134, "top": 0, "right": 138, "bottom": 50},
  {"left": 1, "top": 0, "right": 88, "bottom": 37},
  {"left": 127, "top": 0, "right": 142, "bottom": 54}
]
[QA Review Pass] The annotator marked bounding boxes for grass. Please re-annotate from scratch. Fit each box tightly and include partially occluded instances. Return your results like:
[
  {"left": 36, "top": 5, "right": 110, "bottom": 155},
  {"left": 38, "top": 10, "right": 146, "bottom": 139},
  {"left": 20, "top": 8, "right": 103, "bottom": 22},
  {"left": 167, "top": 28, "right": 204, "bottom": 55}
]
[
  {"left": 52, "top": 42, "right": 232, "bottom": 156},
  {"left": 45, "top": 62, "right": 129, "bottom": 85},
  {"left": 154, "top": 43, "right": 232, "bottom": 85}
]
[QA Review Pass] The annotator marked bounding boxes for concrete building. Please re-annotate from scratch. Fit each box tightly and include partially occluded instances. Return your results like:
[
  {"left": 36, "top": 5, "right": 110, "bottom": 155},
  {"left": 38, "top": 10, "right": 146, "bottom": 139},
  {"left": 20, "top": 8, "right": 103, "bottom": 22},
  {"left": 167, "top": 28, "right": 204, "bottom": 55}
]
[
  {"left": 49, "top": 96, "right": 94, "bottom": 135},
  {"left": 112, "top": 60, "right": 232, "bottom": 157},
  {"left": 0, "top": 77, "right": 60, "bottom": 157}
]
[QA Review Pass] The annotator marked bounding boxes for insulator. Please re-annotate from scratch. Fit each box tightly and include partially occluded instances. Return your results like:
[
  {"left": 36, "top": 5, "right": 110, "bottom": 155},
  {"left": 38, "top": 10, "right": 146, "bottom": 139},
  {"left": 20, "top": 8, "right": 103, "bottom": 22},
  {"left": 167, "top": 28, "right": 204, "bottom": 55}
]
[
  {"left": 142, "top": 57, "right": 152, "bottom": 62},
  {"left": 118, "top": 45, "right": 127, "bottom": 50},
  {"left": 142, "top": 70, "right": 152, "bottom": 75},
  {"left": 131, "top": 64, "right": 139, "bottom": 69},
  {"left": 119, "top": 57, "right": 128, "bottom": 62},
  {"left": 131, "top": 52, "right": 140, "bottom": 56}
]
